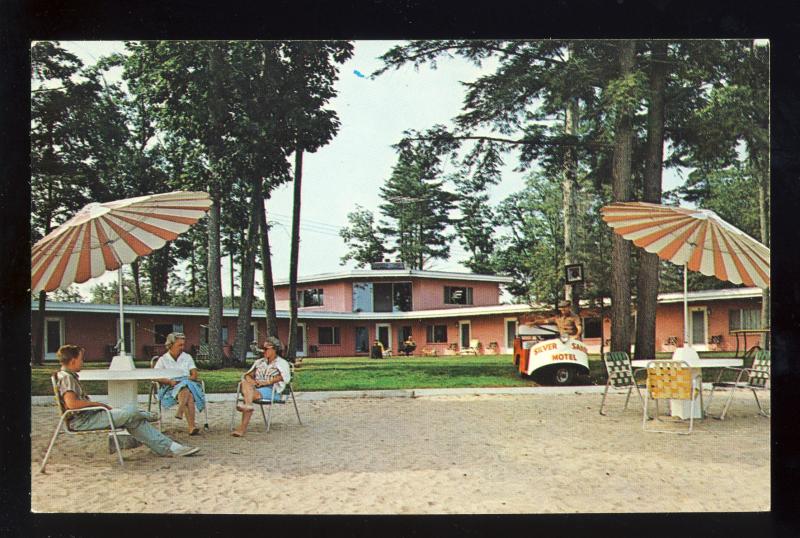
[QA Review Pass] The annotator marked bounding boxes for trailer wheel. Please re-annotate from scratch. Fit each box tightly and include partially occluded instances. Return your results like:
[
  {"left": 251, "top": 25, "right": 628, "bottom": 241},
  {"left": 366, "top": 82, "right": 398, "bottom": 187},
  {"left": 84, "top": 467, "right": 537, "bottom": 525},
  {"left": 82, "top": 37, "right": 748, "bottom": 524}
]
[{"left": 552, "top": 365, "right": 577, "bottom": 386}]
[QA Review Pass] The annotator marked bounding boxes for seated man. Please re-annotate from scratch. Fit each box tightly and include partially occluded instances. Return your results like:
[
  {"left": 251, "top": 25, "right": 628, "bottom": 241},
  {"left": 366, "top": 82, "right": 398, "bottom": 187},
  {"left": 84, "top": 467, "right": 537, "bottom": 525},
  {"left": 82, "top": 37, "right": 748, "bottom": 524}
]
[
  {"left": 402, "top": 336, "right": 417, "bottom": 356},
  {"left": 370, "top": 339, "right": 385, "bottom": 359},
  {"left": 154, "top": 332, "right": 206, "bottom": 435},
  {"left": 56, "top": 344, "right": 199, "bottom": 457},
  {"left": 232, "top": 337, "right": 291, "bottom": 437}
]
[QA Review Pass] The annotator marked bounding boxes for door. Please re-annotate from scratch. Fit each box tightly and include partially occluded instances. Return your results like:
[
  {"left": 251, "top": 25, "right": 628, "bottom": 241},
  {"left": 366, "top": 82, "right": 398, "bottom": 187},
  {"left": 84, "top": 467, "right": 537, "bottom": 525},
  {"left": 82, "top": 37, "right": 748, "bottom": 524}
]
[
  {"left": 376, "top": 323, "right": 391, "bottom": 351},
  {"left": 115, "top": 319, "right": 135, "bottom": 357},
  {"left": 399, "top": 325, "right": 413, "bottom": 343},
  {"left": 505, "top": 318, "right": 518, "bottom": 353},
  {"left": 296, "top": 323, "right": 307, "bottom": 357},
  {"left": 689, "top": 307, "right": 708, "bottom": 350},
  {"left": 44, "top": 317, "right": 64, "bottom": 361},
  {"left": 459, "top": 321, "right": 471, "bottom": 349}
]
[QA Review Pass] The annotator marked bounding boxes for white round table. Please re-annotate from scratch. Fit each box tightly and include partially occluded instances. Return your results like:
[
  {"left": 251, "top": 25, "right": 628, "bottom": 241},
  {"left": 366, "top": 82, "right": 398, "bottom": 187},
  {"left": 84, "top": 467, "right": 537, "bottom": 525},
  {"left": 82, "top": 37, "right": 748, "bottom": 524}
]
[{"left": 631, "top": 356, "right": 743, "bottom": 419}]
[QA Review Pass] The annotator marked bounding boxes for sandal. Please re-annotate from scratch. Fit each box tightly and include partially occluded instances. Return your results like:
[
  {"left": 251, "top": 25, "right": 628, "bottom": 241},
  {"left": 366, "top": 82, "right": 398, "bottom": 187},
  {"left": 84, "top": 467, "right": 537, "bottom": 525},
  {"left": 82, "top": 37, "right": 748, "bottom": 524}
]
[
  {"left": 189, "top": 427, "right": 201, "bottom": 436},
  {"left": 231, "top": 430, "right": 244, "bottom": 437}
]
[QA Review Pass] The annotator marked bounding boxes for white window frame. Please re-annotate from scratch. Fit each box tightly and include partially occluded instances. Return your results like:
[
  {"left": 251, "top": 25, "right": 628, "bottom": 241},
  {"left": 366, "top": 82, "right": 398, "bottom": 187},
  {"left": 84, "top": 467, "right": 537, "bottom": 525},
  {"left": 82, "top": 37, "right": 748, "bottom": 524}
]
[
  {"left": 44, "top": 317, "right": 65, "bottom": 361},
  {"left": 375, "top": 323, "right": 392, "bottom": 351},
  {"left": 688, "top": 306, "right": 709, "bottom": 351},
  {"left": 458, "top": 320, "right": 472, "bottom": 349},
  {"left": 504, "top": 317, "right": 518, "bottom": 354}
]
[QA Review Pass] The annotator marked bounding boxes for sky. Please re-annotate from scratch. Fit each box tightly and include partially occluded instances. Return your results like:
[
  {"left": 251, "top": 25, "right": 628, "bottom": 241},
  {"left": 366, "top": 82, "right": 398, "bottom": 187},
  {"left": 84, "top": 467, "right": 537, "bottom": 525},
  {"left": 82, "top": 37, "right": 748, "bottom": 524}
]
[{"left": 56, "top": 41, "right": 686, "bottom": 299}]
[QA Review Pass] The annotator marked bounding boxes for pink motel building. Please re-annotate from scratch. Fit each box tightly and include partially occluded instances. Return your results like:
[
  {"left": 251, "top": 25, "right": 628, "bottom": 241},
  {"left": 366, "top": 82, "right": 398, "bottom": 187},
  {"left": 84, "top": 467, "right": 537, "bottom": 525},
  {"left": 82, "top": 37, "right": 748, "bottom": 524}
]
[{"left": 31, "top": 268, "right": 766, "bottom": 363}]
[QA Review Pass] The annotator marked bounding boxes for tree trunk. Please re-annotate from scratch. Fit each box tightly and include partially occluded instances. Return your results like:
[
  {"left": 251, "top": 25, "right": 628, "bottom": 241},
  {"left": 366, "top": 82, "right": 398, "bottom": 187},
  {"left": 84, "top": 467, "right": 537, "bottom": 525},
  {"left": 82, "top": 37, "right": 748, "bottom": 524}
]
[
  {"left": 758, "top": 157, "right": 770, "bottom": 348},
  {"left": 634, "top": 40, "right": 667, "bottom": 361},
  {"left": 610, "top": 40, "right": 636, "bottom": 354},
  {"left": 563, "top": 95, "right": 579, "bottom": 312},
  {"left": 131, "top": 259, "right": 142, "bottom": 305},
  {"left": 206, "top": 42, "right": 226, "bottom": 366},
  {"left": 286, "top": 147, "right": 304, "bottom": 363},
  {"left": 260, "top": 195, "right": 279, "bottom": 338},
  {"left": 229, "top": 230, "right": 236, "bottom": 308},
  {"left": 232, "top": 178, "right": 261, "bottom": 364}
]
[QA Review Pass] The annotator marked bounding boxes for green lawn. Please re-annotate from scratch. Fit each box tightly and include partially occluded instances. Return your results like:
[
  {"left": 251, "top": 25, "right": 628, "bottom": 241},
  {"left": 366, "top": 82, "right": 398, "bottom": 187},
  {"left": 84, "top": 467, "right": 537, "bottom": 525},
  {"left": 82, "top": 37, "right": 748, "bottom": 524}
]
[{"left": 30, "top": 351, "right": 748, "bottom": 396}]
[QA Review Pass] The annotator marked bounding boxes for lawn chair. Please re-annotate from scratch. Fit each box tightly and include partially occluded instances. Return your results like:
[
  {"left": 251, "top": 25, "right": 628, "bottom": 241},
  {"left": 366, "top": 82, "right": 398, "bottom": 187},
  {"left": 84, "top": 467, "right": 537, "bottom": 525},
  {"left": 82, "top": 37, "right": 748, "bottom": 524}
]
[
  {"left": 147, "top": 356, "right": 209, "bottom": 432},
  {"left": 705, "top": 349, "right": 770, "bottom": 421},
  {"left": 458, "top": 339, "right": 481, "bottom": 355},
  {"left": 230, "top": 371, "right": 302, "bottom": 434},
  {"left": 40, "top": 372, "right": 126, "bottom": 473},
  {"left": 642, "top": 360, "right": 704, "bottom": 435},
  {"left": 422, "top": 348, "right": 438, "bottom": 357},
  {"left": 599, "top": 351, "right": 647, "bottom": 416}
]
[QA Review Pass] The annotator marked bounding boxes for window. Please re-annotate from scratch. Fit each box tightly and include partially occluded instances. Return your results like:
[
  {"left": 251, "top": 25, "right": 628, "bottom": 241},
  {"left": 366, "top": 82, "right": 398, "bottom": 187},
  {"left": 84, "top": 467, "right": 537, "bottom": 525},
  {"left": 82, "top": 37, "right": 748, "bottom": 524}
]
[
  {"left": 318, "top": 326, "right": 341, "bottom": 345},
  {"left": 583, "top": 317, "right": 602, "bottom": 339},
  {"left": 247, "top": 322, "right": 257, "bottom": 344},
  {"left": 372, "top": 282, "right": 412, "bottom": 312},
  {"left": 392, "top": 282, "right": 412, "bottom": 312},
  {"left": 400, "top": 325, "right": 413, "bottom": 342},
  {"left": 729, "top": 308, "right": 761, "bottom": 331},
  {"left": 355, "top": 327, "right": 369, "bottom": 353},
  {"left": 353, "top": 282, "right": 373, "bottom": 312},
  {"left": 44, "top": 318, "right": 64, "bottom": 360},
  {"left": 444, "top": 286, "right": 473, "bottom": 305},
  {"left": 426, "top": 324, "right": 448, "bottom": 343},
  {"left": 154, "top": 323, "right": 184, "bottom": 344},
  {"left": 297, "top": 288, "right": 324, "bottom": 307},
  {"left": 201, "top": 325, "right": 229, "bottom": 344}
]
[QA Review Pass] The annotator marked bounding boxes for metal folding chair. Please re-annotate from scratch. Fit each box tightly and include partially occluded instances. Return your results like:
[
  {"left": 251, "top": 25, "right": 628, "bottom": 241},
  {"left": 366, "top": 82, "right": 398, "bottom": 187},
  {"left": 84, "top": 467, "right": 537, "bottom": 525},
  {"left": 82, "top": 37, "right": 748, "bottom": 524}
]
[
  {"left": 599, "top": 351, "right": 647, "bottom": 416},
  {"left": 230, "top": 373, "right": 302, "bottom": 433},
  {"left": 706, "top": 350, "right": 770, "bottom": 420},
  {"left": 40, "top": 372, "right": 126, "bottom": 473},
  {"left": 147, "top": 356, "right": 209, "bottom": 432},
  {"left": 642, "top": 360, "right": 704, "bottom": 435}
]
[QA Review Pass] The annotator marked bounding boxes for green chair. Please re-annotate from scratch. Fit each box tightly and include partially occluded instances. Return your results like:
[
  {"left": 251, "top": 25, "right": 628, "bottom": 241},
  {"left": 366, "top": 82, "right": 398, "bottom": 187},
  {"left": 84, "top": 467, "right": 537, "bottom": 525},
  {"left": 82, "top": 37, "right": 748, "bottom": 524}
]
[
  {"left": 705, "top": 350, "right": 770, "bottom": 420},
  {"left": 599, "top": 351, "right": 647, "bottom": 416}
]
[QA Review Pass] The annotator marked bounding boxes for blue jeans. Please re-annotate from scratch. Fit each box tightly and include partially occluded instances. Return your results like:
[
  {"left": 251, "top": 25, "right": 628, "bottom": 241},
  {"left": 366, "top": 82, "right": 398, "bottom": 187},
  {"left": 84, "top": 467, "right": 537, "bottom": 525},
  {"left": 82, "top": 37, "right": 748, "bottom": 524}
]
[{"left": 69, "top": 404, "right": 172, "bottom": 456}]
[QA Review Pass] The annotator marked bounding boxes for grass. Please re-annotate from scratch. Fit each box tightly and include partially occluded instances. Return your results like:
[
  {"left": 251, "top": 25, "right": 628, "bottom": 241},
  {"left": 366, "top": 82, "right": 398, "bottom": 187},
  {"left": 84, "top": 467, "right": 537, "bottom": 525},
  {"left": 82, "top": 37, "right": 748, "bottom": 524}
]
[{"left": 29, "top": 351, "right": 750, "bottom": 396}]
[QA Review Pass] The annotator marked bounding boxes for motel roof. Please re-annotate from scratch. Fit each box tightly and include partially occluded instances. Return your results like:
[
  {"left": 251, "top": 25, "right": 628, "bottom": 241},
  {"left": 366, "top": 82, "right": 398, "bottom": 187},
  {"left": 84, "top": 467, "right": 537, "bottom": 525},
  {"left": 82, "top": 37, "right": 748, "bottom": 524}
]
[
  {"left": 271, "top": 269, "right": 515, "bottom": 286},
  {"left": 31, "top": 287, "right": 762, "bottom": 320}
]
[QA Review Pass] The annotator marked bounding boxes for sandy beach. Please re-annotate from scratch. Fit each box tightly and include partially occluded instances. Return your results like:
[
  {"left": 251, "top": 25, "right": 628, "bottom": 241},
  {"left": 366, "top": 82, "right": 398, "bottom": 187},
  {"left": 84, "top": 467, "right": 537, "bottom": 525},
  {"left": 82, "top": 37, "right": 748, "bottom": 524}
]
[{"left": 31, "top": 391, "right": 769, "bottom": 514}]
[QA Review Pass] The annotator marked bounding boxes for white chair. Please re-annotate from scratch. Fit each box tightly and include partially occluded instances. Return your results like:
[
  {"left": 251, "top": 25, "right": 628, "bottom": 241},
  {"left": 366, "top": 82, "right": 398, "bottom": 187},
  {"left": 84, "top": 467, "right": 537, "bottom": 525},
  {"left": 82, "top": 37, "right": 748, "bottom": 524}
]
[
  {"left": 706, "top": 350, "right": 770, "bottom": 420},
  {"left": 147, "top": 356, "right": 209, "bottom": 432},
  {"left": 458, "top": 339, "right": 481, "bottom": 355},
  {"left": 40, "top": 372, "right": 126, "bottom": 472},
  {"left": 230, "top": 372, "right": 302, "bottom": 434}
]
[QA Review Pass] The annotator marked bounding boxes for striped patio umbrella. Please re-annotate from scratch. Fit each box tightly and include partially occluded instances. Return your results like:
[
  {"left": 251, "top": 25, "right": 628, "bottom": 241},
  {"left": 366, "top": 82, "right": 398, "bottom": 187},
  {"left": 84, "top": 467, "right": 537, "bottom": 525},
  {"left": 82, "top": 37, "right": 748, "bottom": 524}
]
[
  {"left": 601, "top": 201, "right": 770, "bottom": 348},
  {"left": 32, "top": 191, "right": 212, "bottom": 355}
]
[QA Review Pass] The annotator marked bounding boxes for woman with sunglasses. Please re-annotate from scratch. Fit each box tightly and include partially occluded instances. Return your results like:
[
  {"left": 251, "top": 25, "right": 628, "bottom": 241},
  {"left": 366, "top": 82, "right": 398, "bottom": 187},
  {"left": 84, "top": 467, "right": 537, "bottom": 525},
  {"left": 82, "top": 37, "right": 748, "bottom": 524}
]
[{"left": 231, "top": 336, "right": 292, "bottom": 437}]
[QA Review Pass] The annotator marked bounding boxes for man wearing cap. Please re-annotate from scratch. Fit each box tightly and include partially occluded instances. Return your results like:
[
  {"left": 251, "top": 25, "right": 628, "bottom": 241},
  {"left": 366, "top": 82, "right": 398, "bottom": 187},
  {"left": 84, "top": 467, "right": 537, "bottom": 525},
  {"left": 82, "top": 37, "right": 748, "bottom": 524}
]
[{"left": 534, "top": 300, "right": 583, "bottom": 339}]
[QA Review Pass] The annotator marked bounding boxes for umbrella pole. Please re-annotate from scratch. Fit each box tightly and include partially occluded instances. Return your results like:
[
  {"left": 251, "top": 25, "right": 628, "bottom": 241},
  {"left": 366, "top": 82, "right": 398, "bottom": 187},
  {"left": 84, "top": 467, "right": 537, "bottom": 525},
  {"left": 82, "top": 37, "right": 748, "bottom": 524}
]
[
  {"left": 118, "top": 266, "right": 126, "bottom": 356},
  {"left": 683, "top": 263, "right": 689, "bottom": 347}
]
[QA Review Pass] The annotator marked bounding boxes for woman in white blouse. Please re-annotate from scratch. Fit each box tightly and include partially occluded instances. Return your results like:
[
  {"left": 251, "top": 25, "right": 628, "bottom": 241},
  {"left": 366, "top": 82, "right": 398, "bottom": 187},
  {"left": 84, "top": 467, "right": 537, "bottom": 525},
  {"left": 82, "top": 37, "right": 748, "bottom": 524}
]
[{"left": 154, "top": 332, "right": 206, "bottom": 435}]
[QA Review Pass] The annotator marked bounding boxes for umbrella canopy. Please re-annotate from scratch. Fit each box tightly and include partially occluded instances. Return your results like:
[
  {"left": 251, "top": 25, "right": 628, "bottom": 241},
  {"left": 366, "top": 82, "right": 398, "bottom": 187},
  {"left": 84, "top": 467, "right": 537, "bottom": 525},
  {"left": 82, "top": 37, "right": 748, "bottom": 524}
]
[
  {"left": 600, "top": 202, "right": 769, "bottom": 289},
  {"left": 32, "top": 191, "right": 212, "bottom": 294}
]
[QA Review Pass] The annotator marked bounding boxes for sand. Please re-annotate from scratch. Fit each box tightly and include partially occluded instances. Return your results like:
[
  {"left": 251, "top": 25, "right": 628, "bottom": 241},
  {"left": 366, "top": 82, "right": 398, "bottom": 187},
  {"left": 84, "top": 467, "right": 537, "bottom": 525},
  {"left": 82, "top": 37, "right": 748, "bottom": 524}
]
[{"left": 30, "top": 391, "right": 769, "bottom": 513}]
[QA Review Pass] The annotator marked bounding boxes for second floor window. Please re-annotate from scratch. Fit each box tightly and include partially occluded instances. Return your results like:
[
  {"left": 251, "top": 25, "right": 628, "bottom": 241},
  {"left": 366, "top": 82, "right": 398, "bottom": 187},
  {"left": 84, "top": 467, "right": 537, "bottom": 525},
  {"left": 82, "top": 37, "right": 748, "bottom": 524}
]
[
  {"left": 318, "top": 326, "right": 341, "bottom": 345},
  {"left": 298, "top": 288, "right": 324, "bottom": 307},
  {"left": 444, "top": 286, "right": 473, "bottom": 305}
]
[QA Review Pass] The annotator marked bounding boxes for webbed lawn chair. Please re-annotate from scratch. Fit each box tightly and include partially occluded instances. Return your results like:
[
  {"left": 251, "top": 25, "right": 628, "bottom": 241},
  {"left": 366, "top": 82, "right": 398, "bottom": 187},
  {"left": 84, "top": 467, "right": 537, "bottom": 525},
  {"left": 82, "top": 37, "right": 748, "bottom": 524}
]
[
  {"left": 458, "top": 339, "right": 481, "bottom": 355},
  {"left": 599, "top": 351, "right": 647, "bottom": 416},
  {"left": 40, "top": 372, "right": 126, "bottom": 473},
  {"left": 230, "top": 370, "right": 302, "bottom": 434},
  {"left": 642, "top": 360, "right": 704, "bottom": 435},
  {"left": 705, "top": 349, "right": 770, "bottom": 420}
]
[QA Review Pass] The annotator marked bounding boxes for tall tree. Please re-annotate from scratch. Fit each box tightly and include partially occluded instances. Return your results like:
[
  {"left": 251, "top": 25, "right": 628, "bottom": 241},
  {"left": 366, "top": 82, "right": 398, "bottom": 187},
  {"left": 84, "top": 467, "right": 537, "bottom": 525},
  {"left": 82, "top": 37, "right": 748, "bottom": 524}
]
[
  {"left": 339, "top": 205, "right": 387, "bottom": 268},
  {"left": 634, "top": 40, "right": 668, "bottom": 361},
  {"left": 608, "top": 40, "right": 639, "bottom": 353}
]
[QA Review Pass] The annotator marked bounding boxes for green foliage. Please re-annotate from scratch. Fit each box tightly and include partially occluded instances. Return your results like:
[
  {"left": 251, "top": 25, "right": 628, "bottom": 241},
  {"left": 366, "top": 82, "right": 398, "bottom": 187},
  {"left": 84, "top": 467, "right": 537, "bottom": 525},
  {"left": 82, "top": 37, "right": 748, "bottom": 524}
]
[
  {"left": 49, "top": 286, "right": 84, "bottom": 303},
  {"left": 339, "top": 205, "right": 387, "bottom": 267}
]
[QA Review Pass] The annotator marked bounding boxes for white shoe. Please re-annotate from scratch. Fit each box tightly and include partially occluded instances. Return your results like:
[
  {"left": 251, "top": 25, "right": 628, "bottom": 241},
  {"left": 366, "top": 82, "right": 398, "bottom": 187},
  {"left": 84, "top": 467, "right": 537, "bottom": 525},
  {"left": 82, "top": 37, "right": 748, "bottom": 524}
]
[{"left": 171, "top": 445, "right": 200, "bottom": 457}]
